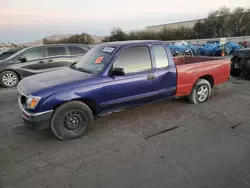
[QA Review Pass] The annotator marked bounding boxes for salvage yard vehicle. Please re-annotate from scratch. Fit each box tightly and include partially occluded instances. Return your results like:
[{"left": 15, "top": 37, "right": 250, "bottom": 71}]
[
  {"left": 230, "top": 48, "right": 250, "bottom": 80},
  {"left": 17, "top": 40, "right": 231, "bottom": 140},
  {"left": 0, "top": 44, "right": 90, "bottom": 88},
  {"left": 0, "top": 48, "right": 21, "bottom": 61}
]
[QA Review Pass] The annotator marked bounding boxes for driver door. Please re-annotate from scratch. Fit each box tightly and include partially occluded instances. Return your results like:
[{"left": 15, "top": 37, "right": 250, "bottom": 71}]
[{"left": 101, "top": 45, "right": 159, "bottom": 111}]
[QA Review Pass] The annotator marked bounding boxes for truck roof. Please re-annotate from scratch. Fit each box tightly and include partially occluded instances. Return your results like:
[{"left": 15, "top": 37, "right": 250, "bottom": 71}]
[{"left": 101, "top": 40, "right": 165, "bottom": 47}]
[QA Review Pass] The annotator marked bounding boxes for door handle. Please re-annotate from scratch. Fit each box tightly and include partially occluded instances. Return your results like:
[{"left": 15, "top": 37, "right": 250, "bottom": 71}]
[
  {"left": 147, "top": 75, "right": 155, "bottom": 80},
  {"left": 47, "top": 59, "right": 53, "bottom": 63},
  {"left": 38, "top": 61, "right": 45, "bottom": 64}
]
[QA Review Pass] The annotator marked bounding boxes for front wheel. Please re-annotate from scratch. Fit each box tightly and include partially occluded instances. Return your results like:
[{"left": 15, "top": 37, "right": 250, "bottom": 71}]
[
  {"left": 50, "top": 101, "right": 94, "bottom": 140},
  {"left": 0, "top": 71, "right": 20, "bottom": 88},
  {"left": 188, "top": 79, "right": 212, "bottom": 104}
]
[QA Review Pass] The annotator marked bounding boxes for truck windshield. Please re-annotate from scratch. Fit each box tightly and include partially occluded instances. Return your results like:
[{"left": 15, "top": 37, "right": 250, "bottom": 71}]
[{"left": 74, "top": 45, "right": 116, "bottom": 74}]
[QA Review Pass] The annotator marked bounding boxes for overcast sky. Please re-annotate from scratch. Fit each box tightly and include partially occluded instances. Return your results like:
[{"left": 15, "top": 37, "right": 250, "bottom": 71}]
[{"left": 0, "top": 0, "right": 249, "bottom": 43}]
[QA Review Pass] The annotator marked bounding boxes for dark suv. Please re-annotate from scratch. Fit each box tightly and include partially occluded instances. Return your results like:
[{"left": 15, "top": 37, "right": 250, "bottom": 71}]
[
  {"left": 0, "top": 49, "right": 21, "bottom": 61},
  {"left": 0, "top": 44, "right": 90, "bottom": 87}
]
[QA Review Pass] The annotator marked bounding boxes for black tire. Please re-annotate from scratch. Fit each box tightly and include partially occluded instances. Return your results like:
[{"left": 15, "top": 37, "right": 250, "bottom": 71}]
[
  {"left": 50, "top": 101, "right": 93, "bottom": 140},
  {"left": 230, "top": 61, "right": 241, "bottom": 77},
  {"left": 188, "top": 79, "right": 212, "bottom": 104},
  {"left": 242, "top": 71, "right": 250, "bottom": 80},
  {"left": 242, "top": 60, "right": 250, "bottom": 80},
  {"left": 0, "top": 70, "right": 20, "bottom": 88}
]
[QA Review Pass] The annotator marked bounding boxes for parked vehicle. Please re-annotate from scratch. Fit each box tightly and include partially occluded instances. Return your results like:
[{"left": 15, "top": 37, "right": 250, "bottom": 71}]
[
  {"left": 0, "top": 49, "right": 21, "bottom": 61},
  {"left": 0, "top": 44, "right": 90, "bottom": 87},
  {"left": 230, "top": 48, "right": 250, "bottom": 80},
  {"left": 17, "top": 40, "right": 231, "bottom": 140}
]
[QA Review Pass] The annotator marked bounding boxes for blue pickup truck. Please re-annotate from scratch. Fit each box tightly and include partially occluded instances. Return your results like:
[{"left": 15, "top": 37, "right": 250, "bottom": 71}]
[{"left": 17, "top": 40, "right": 230, "bottom": 140}]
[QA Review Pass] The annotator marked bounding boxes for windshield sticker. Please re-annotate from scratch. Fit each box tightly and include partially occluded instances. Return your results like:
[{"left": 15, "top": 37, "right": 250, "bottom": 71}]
[
  {"left": 102, "top": 47, "right": 115, "bottom": 53},
  {"left": 94, "top": 56, "right": 104, "bottom": 64}
]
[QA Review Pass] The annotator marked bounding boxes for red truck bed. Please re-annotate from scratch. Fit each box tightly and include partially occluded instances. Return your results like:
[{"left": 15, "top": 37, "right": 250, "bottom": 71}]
[{"left": 174, "top": 56, "right": 231, "bottom": 97}]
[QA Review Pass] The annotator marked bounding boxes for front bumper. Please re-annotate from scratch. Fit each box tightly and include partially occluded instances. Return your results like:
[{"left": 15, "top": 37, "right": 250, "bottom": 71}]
[{"left": 18, "top": 100, "right": 53, "bottom": 129}]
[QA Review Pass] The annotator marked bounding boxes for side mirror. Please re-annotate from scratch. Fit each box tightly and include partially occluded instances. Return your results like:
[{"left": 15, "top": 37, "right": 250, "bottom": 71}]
[
  {"left": 110, "top": 67, "right": 125, "bottom": 76},
  {"left": 19, "top": 56, "right": 27, "bottom": 63}
]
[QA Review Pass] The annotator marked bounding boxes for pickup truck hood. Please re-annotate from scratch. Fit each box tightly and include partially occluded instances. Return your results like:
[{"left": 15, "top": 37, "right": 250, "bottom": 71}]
[{"left": 18, "top": 68, "right": 93, "bottom": 95}]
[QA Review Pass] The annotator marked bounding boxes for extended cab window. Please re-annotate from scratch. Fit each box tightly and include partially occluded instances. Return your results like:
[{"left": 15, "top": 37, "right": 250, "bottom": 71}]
[
  {"left": 114, "top": 46, "right": 152, "bottom": 73},
  {"left": 47, "top": 47, "right": 67, "bottom": 56},
  {"left": 152, "top": 45, "right": 169, "bottom": 68},
  {"left": 22, "top": 48, "right": 46, "bottom": 61},
  {"left": 68, "top": 46, "right": 87, "bottom": 55}
]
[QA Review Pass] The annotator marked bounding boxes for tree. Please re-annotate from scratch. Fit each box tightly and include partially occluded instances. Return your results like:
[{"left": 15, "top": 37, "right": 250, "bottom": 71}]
[
  {"left": 103, "top": 26, "right": 197, "bottom": 42},
  {"left": 158, "top": 27, "right": 170, "bottom": 40},
  {"left": 226, "top": 7, "right": 250, "bottom": 36},
  {"left": 134, "top": 30, "right": 160, "bottom": 40},
  {"left": 193, "top": 6, "right": 250, "bottom": 38},
  {"left": 43, "top": 33, "right": 94, "bottom": 45},
  {"left": 193, "top": 21, "right": 206, "bottom": 38},
  {"left": 103, "top": 27, "right": 127, "bottom": 42},
  {"left": 41, "top": 6, "right": 250, "bottom": 44},
  {"left": 205, "top": 6, "right": 231, "bottom": 37}
]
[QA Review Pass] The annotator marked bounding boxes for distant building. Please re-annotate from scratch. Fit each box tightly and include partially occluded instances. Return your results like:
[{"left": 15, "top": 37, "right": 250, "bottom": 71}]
[{"left": 146, "top": 18, "right": 206, "bottom": 32}]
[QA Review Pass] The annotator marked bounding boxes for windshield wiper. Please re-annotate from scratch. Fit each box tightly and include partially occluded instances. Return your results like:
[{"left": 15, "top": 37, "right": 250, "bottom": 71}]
[
  {"left": 76, "top": 67, "right": 93, "bottom": 74},
  {"left": 71, "top": 64, "right": 96, "bottom": 74},
  {"left": 77, "top": 67, "right": 92, "bottom": 74}
]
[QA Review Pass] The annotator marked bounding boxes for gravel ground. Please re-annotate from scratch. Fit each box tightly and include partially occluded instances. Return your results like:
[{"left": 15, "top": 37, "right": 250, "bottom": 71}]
[{"left": 0, "top": 77, "right": 250, "bottom": 188}]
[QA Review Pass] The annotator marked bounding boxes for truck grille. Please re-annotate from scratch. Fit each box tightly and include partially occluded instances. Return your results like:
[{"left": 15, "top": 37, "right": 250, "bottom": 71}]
[
  {"left": 20, "top": 95, "right": 26, "bottom": 106},
  {"left": 17, "top": 89, "right": 28, "bottom": 110}
]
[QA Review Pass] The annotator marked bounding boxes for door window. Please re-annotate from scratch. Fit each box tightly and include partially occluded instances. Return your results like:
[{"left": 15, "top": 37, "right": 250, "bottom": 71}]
[
  {"left": 152, "top": 45, "right": 169, "bottom": 68},
  {"left": 22, "top": 48, "right": 46, "bottom": 61},
  {"left": 68, "top": 46, "right": 87, "bottom": 55},
  {"left": 47, "top": 47, "right": 67, "bottom": 56},
  {"left": 113, "top": 46, "right": 152, "bottom": 74},
  {"left": 0, "top": 51, "right": 17, "bottom": 60}
]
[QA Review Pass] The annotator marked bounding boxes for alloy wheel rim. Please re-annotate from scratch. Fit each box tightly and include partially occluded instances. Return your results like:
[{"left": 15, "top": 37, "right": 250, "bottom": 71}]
[
  {"left": 197, "top": 85, "right": 208, "bottom": 102},
  {"left": 2, "top": 73, "right": 17, "bottom": 86}
]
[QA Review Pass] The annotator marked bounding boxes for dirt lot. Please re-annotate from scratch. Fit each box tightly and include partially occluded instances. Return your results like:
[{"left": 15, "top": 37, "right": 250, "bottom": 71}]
[{"left": 0, "top": 77, "right": 250, "bottom": 188}]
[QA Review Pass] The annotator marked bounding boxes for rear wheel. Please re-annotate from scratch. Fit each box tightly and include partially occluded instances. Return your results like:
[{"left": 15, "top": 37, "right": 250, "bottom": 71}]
[
  {"left": 0, "top": 71, "right": 20, "bottom": 88},
  {"left": 50, "top": 101, "right": 93, "bottom": 140},
  {"left": 188, "top": 79, "right": 211, "bottom": 104}
]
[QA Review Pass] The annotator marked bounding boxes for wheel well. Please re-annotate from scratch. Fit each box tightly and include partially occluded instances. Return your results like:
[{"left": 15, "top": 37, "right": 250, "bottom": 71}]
[
  {"left": 78, "top": 99, "right": 97, "bottom": 115},
  {"left": 53, "top": 99, "right": 98, "bottom": 115},
  {"left": 199, "top": 75, "right": 214, "bottom": 88},
  {"left": 0, "top": 69, "right": 21, "bottom": 80}
]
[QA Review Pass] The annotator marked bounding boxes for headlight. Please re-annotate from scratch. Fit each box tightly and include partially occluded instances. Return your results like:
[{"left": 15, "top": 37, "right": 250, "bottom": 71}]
[{"left": 26, "top": 96, "right": 41, "bottom": 109}]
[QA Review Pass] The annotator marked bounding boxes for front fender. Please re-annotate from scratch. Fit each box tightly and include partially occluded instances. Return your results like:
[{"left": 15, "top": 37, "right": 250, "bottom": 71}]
[{"left": 36, "top": 84, "right": 104, "bottom": 113}]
